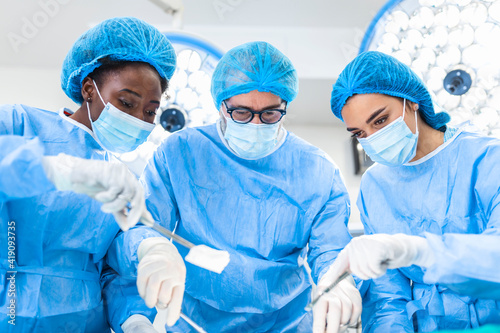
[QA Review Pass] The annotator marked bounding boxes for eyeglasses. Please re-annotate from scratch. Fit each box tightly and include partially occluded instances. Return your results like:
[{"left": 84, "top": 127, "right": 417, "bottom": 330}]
[{"left": 223, "top": 100, "right": 287, "bottom": 124}]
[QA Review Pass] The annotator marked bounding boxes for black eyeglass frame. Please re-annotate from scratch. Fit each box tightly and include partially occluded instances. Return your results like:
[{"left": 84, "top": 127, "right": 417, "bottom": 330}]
[{"left": 222, "top": 100, "right": 287, "bottom": 124}]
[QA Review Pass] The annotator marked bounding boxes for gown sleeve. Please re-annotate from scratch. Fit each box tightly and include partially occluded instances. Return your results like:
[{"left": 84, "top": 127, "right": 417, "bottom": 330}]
[
  {"left": 307, "top": 166, "right": 352, "bottom": 283},
  {"left": 102, "top": 143, "right": 180, "bottom": 332},
  {"left": 0, "top": 105, "right": 55, "bottom": 199},
  {"left": 0, "top": 135, "right": 55, "bottom": 200},
  {"left": 422, "top": 141, "right": 500, "bottom": 299},
  {"left": 423, "top": 233, "right": 500, "bottom": 300}
]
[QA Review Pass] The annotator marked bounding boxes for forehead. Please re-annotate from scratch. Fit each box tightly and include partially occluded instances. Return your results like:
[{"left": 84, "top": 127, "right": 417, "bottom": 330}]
[
  {"left": 227, "top": 90, "right": 282, "bottom": 107},
  {"left": 341, "top": 93, "right": 399, "bottom": 119},
  {"left": 100, "top": 64, "right": 162, "bottom": 92}
]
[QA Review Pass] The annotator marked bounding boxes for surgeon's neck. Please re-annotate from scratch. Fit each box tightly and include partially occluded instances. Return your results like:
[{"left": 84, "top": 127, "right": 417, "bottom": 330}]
[
  {"left": 411, "top": 120, "right": 444, "bottom": 162},
  {"left": 69, "top": 106, "right": 92, "bottom": 130}
]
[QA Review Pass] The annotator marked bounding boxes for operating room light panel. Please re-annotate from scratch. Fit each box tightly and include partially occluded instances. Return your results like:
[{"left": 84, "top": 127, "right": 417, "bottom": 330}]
[{"left": 364, "top": 0, "right": 500, "bottom": 137}]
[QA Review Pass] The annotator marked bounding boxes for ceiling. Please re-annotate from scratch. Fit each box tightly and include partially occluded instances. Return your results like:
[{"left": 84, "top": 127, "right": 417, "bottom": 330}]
[{"left": 0, "top": 0, "right": 388, "bottom": 126}]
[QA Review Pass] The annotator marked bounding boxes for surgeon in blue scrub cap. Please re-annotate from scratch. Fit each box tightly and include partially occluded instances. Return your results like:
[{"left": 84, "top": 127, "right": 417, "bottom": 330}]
[
  {"left": 0, "top": 17, "right": 176, "bottom": 332},
  {"left": 329, "top": 51, "right": 500, "bottom": 332},
  {"left": 105, "top": 41, "right": 361, "bottom": 333}
]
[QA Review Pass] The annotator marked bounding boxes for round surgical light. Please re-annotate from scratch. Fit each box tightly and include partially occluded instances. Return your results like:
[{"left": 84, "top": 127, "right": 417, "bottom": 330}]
[
  {"left": 160, "top": 106, "right": 186, "bottom": 133},
  {"left": 360, "top": 0, "right": 500, "bottom": 137},
  {"left": 443, "top": 69, "right": 472, "bottom": 95}
]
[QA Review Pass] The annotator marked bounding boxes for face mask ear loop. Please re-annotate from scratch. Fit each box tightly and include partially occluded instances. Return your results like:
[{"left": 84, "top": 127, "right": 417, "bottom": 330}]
[
  {"left": 92, "top": 79, "right": 106, "bottom": 105},
  {"left": 403, "top": 98, "right": 419, "bottom": 136},
  {"left": 86, "top": 101, "right": 94, "bottom": 124},
  {"left": 402, "top": 98, "right": 407, "bottom": 121},
  {"left": 414, "top": 106, "right": 419, "bottom": 135}
]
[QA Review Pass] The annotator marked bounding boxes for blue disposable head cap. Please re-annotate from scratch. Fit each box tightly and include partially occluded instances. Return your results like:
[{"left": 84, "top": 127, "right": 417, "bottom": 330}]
[
  {"left": 330, "top": 51, "right": 450, "bottom": 131},
  {"left": 211, "top": 41, "right": 298, "bottom": 109},
  {"left": 61, "top": 17, "right": 176, "bottom": 104}
]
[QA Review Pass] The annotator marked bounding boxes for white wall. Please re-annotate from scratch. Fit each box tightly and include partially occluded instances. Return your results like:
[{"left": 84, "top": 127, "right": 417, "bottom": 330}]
[{"left": 0, "top": 66, "right": 78, "bottom": 111}]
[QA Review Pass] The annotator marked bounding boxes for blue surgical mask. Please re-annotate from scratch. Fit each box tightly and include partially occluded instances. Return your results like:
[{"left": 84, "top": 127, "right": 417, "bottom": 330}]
[
  {"left": 87, "top": 80, "right": 155, "bottom": 154},
  {"left": 223, "top": 116, "right": 281, "bottom": 159},
  {"left": 358, "top": 99, "right": 419, "bottom": 166}
]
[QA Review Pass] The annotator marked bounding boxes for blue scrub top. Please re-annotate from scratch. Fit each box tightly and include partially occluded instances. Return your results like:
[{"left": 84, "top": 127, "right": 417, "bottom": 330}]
[
  {"left": 0, "top": 104, "right": 143, "bottom": 332},
  {"left": 105, "top": 122, "right": 353, "bottom": 332},
  {"left": 357, "top": 130, "right": 500, "bottom": 332}
]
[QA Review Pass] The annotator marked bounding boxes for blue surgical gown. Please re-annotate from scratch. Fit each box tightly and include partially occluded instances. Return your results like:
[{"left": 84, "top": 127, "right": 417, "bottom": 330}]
[
  {"left": 423, "top": 233, "right": 500, "bottom": 300},
  {"left": 0, "top": 104, "right": 152, "bottom": 332},
  {"left": 0, "top": 135, "right": 54, "bottom": 200},
  {"left": 105, "top": 122, "right": 352, "bottom": 332},
  {"left": 357, "top": 130, "right": 500, "bottom": 332}
]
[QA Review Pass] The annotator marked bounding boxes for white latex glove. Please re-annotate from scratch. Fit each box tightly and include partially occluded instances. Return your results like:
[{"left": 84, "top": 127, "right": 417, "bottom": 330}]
[
  {"left": 122, "top": 314, "right": 157, "bottom": 333},
  {"left": 137, "top": 237, "right": 186, "bottom": 327},
  {"left": 42, "top": 153, "right": 148, "bottom": 231},
  {"left": 313, "top": 272, "right": 362, "bottom": 333},
  {"left": 329, "top": 234, "right": 435, "bottom": 281}
]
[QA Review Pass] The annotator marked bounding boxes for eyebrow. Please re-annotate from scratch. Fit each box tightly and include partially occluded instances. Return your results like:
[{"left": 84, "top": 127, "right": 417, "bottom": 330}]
[
  {"left": 120, "top": 88, "right": 141, "bottom": 98},
  {"left": 227, "top": 102, "right": 285, "bottom": 110},
  {"left": 346, "top": 107, "right": 386, "bottom": 132},
  {"left": 120, "top": 89, "right": 160, "bottom": 104}
]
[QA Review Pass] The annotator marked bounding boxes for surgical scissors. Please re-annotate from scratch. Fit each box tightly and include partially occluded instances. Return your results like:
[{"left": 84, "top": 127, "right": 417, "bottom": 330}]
[{"left": 305, "top": 271, "right": 351, "bottom": 311}]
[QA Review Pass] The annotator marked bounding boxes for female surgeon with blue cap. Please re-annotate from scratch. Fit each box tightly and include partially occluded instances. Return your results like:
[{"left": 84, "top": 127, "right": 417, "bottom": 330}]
[
  {"left": 0, "top": 17, "right": 176, "bottom": 332},
  {"left": 329, "top": 51, "right": 500, "bottom": 332},
  {"left": 105, "top": 41, "right": 361, "bottom": 333}
]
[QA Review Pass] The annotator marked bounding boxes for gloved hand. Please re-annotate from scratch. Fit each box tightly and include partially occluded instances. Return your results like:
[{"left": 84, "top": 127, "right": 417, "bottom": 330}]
[
  {"left": 42, "top": 153, "right": 148, "bottom": 231},
  {"left": 137, "top": 237, "right": 186, "bottom": 327},
  {"left": 313, "top": 272, "right": 362, "bottom": 333},
  {"left": 121, "top": 314, "right": 157, "bottom": 333},
  {"left": 330, "top": 233, "right": 435, "bottom": 281}
]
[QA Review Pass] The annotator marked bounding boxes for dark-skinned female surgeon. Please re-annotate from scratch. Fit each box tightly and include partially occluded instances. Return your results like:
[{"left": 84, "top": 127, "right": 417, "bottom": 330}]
[
  {"left": 0, "top": 17, "right": 176, "bottom": 332},
  {"left": 327, "top": 51, "right": 500, "bottom": 332}
]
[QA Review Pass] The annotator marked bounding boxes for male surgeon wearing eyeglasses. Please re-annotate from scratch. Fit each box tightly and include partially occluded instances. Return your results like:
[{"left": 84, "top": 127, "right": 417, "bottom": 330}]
[{"left": 105, "top": 41, "right": 361, "bottom": 332}]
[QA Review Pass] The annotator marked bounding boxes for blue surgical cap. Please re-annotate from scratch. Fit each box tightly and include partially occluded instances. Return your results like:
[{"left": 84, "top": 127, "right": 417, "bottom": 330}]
[
  {"left": 211, "top": 41, "right": 298, "bottom": 109},
  {"left": 330, "top": 51, "right": 450, "bottom": 131},
  {"left": 61, "top": 17, "right": 176, "bottom": 104}
]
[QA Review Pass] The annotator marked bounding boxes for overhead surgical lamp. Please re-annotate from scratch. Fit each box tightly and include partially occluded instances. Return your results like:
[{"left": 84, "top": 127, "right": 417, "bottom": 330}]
[
  {"left": 160, "top": 105, "right": 186, "bottom": 132},
  {"left": 161, "top": 31, "right": 224, "bottom": 131},
  {"left": 359, "top": 0, "right": 500, "bottom": 138}
]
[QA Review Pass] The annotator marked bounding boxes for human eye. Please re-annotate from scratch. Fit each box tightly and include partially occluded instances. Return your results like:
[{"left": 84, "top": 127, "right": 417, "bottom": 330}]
[
  {"left": 120, "top": 99, "right": 134, "bottom": 109},
  {"left": 262, "top": 110, "right": 281, "bottom": 121},
  {"left": 374, "top": 116, "right": 388, "bottom": 126},
  {"left": 263, "top": 110, "right": 277, "bottom": 116},
  {"left": 232, "top": 109, "right": 250, "bottom": 118},
  {"left": 233, "top": 109, "right": 249, "bottom": 115},
  {"left": 350, "top": 131, "right": 363, "bottom": 138},
  {"left": 145, "top": 109, "right": 157, "bottom": 116}
]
